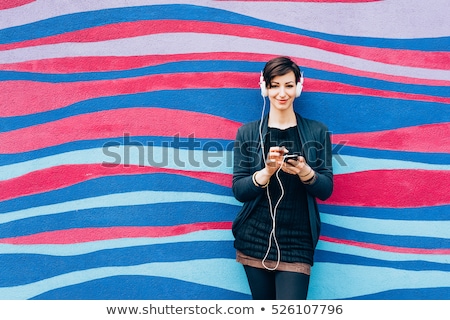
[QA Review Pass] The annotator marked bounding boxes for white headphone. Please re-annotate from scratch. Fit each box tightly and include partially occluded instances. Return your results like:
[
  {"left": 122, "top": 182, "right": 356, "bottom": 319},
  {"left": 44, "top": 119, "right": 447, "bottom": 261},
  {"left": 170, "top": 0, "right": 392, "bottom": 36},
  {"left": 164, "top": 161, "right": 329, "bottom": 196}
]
[{"left": 260, "top": 71, "right": 304, "bottom": 98}]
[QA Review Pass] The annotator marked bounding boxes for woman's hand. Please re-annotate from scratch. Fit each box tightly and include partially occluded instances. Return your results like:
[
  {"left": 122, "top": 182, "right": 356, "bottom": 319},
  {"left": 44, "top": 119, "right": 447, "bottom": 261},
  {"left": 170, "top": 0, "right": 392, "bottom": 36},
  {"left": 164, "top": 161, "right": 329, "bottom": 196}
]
[
  {"left": 252, "top": 146, "right": 288, "bottom": 187},
  {"left": 265, "top": 146, "right": 288, "bottom": 175},
  {"left": 282, "top": 156, "right": 316, "bottom": 182}
]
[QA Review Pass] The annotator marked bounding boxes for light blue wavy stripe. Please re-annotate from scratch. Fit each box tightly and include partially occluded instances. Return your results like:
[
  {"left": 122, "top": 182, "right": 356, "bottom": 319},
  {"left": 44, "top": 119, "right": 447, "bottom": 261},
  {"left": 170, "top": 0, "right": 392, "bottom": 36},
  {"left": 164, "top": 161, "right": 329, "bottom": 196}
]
[
  {"left": 2, "top": 228, "right": 446, "bottom": 265},
  {"left": 332, "top": 155, "right": 450, "bottom": 175},
  {"left": 0, "top": 191, "right": 241, "bottom": 225},
  {"left": 0, "top": 258, "right": 250, "bottom": 300},
  {"left": 315, "top": 240, "right": 450, "bottom": 264},
  {"left": 0, "top": 147, "right": 233, "bottom": 181},
  {"left": 321, "top": 212, "right": 450, "bottom": 239},
  {"left": 1, "top": 256, "right": 448, "bottom": 300},
  {"left": 308, "top": 262, "right": 450, "bottom": 299},
  {"left": 1, "top": 148, "right": 449, "bottom": 181},
  {"left": 0, "top": 230, "right": 234, "bottom": 256}
]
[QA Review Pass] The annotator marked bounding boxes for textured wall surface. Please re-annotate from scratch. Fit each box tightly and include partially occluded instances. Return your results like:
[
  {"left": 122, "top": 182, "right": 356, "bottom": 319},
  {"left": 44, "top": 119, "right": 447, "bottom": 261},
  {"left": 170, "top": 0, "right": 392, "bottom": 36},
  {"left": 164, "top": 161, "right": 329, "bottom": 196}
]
[{"left": 0, "top": 0, "right": 449, "bottom": 300}]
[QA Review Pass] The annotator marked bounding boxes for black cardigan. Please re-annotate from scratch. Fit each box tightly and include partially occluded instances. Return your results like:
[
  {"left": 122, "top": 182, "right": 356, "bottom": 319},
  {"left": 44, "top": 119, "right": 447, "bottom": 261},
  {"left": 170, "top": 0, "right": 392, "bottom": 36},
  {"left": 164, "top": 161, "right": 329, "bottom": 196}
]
[{"left": 231, "top": 112, "right": 333, "bottom": 251}]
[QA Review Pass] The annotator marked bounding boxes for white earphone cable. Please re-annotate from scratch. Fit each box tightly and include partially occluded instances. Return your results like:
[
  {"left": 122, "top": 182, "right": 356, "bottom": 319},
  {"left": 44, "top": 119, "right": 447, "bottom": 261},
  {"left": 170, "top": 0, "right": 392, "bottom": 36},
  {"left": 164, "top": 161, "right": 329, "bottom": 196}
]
[
  {"left": 257, "top": 68, "right": 304, "bottom": 270},
  {"left": 258, "top": 90, "right": 285, "bottom": 271}
]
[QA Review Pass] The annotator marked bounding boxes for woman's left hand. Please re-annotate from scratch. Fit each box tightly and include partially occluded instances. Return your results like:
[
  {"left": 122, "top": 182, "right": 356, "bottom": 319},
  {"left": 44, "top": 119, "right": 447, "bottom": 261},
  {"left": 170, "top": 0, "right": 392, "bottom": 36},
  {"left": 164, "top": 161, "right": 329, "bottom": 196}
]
[{"left": 282, "top": 156, "right": 309, "bottom": 176}]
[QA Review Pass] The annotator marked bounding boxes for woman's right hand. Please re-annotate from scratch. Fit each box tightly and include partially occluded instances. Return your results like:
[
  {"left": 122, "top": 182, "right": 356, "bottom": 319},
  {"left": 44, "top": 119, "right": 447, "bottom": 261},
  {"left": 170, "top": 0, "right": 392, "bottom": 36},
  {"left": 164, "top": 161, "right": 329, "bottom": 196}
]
[
  {"left": 253, "top": 146, "right": 288, "bottom": 186},
  {"left": 265, "top": 146, "right": 288, "bottom": 175}
]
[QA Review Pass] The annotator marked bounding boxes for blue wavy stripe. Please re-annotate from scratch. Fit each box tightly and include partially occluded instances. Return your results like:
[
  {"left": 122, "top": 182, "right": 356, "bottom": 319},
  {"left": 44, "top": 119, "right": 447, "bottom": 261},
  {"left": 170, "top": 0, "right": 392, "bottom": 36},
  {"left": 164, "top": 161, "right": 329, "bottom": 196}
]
[
  {"left": 321, "top": 223, "right": 450, "bottom": 250},
  {"left": 314, "top": 250, "right": 450, "bottom": 272},
  {"left": 0, "top": 4, "right": 447, "bottom": 50},
  {"left": 0, "top": 202, "right": 237, "bottom": 238},
  {"left": 318, "top": 204, "right": 450, "bottom": 221},
  {"left": 335, "top": 146, "right": 450, "bottom": 165},
  {"left": 0, "top": 191, "right": 238, "bottom": 225},
  {"left": 0, "top": 258, "right": 249, "bottom": 299},
  {"left": 332, "top": 156, "right": 450, "bottom": 175},
  {"left": 316, "top": 239, "right": 450, "bottom": 265},
  {"left": 321, "top": 213, "right": 450, "bottom": 240},
  {"left": 32, "top": 276, "right": 250, "bottom": 300},
  {"left": 0, "top": 89, "right": 251, "bottom": 132},
  {"left": 348, "top": 287, "right": 450, "bottom": 300},
  {"left": 0, "top": 61, "right": 259, "bottom": 82},
  {"left": 0, "top": 229, "right": 233, "bottom": 255},
  {"left": 308, "top": 262, "right": 450, "bottom": 299},
  {"left": 1, "top": 90, "right": 449, "bottom": 134},
  {"left": 299, "top": 93, "right": 450, "bottom": 134},
  {"left": 1, "top": 63, "right": 448, "bottom": 98},
  {"left": 0, "top": 174, "right": 233, "bottom": 213},
  {"left": 0, "top": 241, "right": 235, "bottom": 287}
]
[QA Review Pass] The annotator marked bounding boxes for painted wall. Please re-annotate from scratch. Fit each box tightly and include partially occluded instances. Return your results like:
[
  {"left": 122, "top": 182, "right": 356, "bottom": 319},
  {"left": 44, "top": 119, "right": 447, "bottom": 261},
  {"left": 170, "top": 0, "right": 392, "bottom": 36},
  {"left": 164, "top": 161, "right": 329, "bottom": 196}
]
[{"left": 0, "top": 0, "right": 449, "bottom": 300}]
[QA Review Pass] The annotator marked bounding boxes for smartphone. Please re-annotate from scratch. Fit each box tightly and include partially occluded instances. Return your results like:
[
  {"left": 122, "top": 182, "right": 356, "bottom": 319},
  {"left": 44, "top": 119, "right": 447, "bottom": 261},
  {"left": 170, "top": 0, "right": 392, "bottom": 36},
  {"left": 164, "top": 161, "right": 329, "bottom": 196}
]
[{"left": 283, "top": 152, "right": 302, "bottom": 162}]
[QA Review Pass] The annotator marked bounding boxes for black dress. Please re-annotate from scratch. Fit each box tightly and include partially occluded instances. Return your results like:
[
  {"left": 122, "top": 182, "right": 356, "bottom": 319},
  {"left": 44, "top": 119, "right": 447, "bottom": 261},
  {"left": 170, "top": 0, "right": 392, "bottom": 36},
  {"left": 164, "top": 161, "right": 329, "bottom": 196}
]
[{"left": 234, "top": 126, "right": 314, "bottom": 266}]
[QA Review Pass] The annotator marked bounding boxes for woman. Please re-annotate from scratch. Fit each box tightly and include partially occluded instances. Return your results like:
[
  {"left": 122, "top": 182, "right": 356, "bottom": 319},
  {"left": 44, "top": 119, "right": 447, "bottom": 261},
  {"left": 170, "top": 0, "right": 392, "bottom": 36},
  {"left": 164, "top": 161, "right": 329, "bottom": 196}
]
[{"left": 232, "top": 56, "right": 333, "bottom": 300}]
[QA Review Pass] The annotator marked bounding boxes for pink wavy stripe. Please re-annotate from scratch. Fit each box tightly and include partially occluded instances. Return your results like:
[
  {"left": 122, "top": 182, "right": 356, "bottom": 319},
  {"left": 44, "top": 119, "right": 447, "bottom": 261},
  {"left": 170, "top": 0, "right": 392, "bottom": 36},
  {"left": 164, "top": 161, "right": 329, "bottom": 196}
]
[
  {"left": 216, "top": 0, "right": 380, "bottom": 2},
  {"left": 1, "top": 75, "right": 447, "bottom": 118},
  {"left": 307, "top": 79, "right": 449, "bottom": 104},
  {"left": 0, "top": 72, "right": 256, "bottom": 117},
  {"left": 0, "top": 107, "right": 241, "bottom": 153},
  {"left": 0, "top": 222, "right": 233, "bottom": 244},
  {"left": 320, "top": 236, "right": 450, "bottom": 255},
  {"left": 5, "top": 167, "right": 447, "bottom": 209},
  {"left": 0, "top": 164, "right": 233, "bottom": 202},
  {"left": 0, "top": 0, "right": 34, "bottom": 10},
  {"left": 0, "top": 20, "right": 447, "bottom": 70},
  {"left": 332, "top": 123, "right": 450, "bottom": 153},
  {"left": 2, "top": 53, "right": 448, "bottom": 87},
  {"left": 320, "top": 170, "right": 450, "bottom": 208}
]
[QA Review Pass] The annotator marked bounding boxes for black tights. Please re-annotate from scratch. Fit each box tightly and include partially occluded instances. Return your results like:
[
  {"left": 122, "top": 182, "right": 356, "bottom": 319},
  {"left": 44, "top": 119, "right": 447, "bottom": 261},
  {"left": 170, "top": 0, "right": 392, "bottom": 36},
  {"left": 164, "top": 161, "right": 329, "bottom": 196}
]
[{"left": 244, "top": 265, "right": 310, "bottom": 300}]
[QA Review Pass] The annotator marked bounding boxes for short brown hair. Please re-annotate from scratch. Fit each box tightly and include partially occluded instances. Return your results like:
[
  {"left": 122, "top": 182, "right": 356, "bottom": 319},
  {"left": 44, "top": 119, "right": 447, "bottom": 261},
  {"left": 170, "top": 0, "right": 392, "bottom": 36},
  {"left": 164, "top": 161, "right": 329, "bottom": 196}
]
[{"left": 262, "top": 56, "right": 301, "bottom": 88}]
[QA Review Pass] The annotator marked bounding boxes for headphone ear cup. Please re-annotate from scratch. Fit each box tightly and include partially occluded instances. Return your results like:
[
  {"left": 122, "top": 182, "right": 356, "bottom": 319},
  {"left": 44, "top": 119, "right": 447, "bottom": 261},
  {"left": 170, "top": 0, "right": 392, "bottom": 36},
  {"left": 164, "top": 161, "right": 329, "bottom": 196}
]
[
  {"left": 260, "top": 81, "right": 268, "bottom": 97},
  {"left": 295, "top": 82, "right": 303, "bottom": 97},
  {"left": 260, "top": 72, "right": 267, "bottom": 97},
  {"left": 295, "top": 72, "right": 304, "bottom": 97}
]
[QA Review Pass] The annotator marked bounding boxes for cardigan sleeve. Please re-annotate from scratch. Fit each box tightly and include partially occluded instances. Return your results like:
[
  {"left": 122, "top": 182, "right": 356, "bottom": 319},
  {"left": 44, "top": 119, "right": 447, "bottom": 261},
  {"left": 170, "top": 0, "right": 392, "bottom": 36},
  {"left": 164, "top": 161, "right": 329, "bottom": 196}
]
[
  {"left": 232, "top": 125, "right": 266, "bottom": 203},
  {"left": 303, "top": 127, "right": 334, "bottom": 201}
]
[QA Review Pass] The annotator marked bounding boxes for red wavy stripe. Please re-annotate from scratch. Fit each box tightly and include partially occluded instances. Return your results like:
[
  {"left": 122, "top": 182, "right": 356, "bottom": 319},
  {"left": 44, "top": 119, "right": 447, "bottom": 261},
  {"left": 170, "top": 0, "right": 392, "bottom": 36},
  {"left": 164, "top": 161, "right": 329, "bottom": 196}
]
[
  {"left": 2, "top": 53, "right": 448, "bottom": 87},
  {"left": 218, "top": 0, "right": 380, "bottom": 2},
  {"left": 2, "top": 53, "right": 448, "bottom": 89},
  {"left": 308, "top": 79, "right": 449, "bottom": 104},
  {"left": 0, "top": 107, "right": 241, "bottom": 153},
  {"left": 0, "top": 0, "right": 34, "bottom": 10},
  {"left": 2, "top": 74, "right": 447, "bottom": 118},
  {"left": 321, "top": 170, "right": 450, "bottom": 208},
  {"left": 332, "top": 123, "right": 450, "bottom": 153},
  {"left": 0, "top": 20, "right": 447, "bottom": 70},
  {"left": 0, "top": 164, "right": 233, "bottom": 202},
  {"left": 320, "top": 236, "right": 450, "bottom": 255},
  {"left": 0, "top": 72, "right": 256, "bottom": 117},
  {"left": 0, "top": 222, "right": 233, "bottom": 244}
]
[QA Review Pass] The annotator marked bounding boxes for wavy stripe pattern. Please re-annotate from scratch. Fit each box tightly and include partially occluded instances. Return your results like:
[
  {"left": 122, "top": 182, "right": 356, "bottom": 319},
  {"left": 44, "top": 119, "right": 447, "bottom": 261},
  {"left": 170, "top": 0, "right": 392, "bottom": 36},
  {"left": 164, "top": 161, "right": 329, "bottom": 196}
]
[{"left": 0, "top": 1, "right": 449, "bottom": 300}]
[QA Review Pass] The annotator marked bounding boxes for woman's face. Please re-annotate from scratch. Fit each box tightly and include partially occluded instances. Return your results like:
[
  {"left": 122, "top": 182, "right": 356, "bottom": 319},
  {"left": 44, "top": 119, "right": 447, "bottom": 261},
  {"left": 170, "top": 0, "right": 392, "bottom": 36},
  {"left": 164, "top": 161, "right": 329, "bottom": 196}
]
[{"left": 267, "top": 71, "right": 297, "bottom": 112}]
